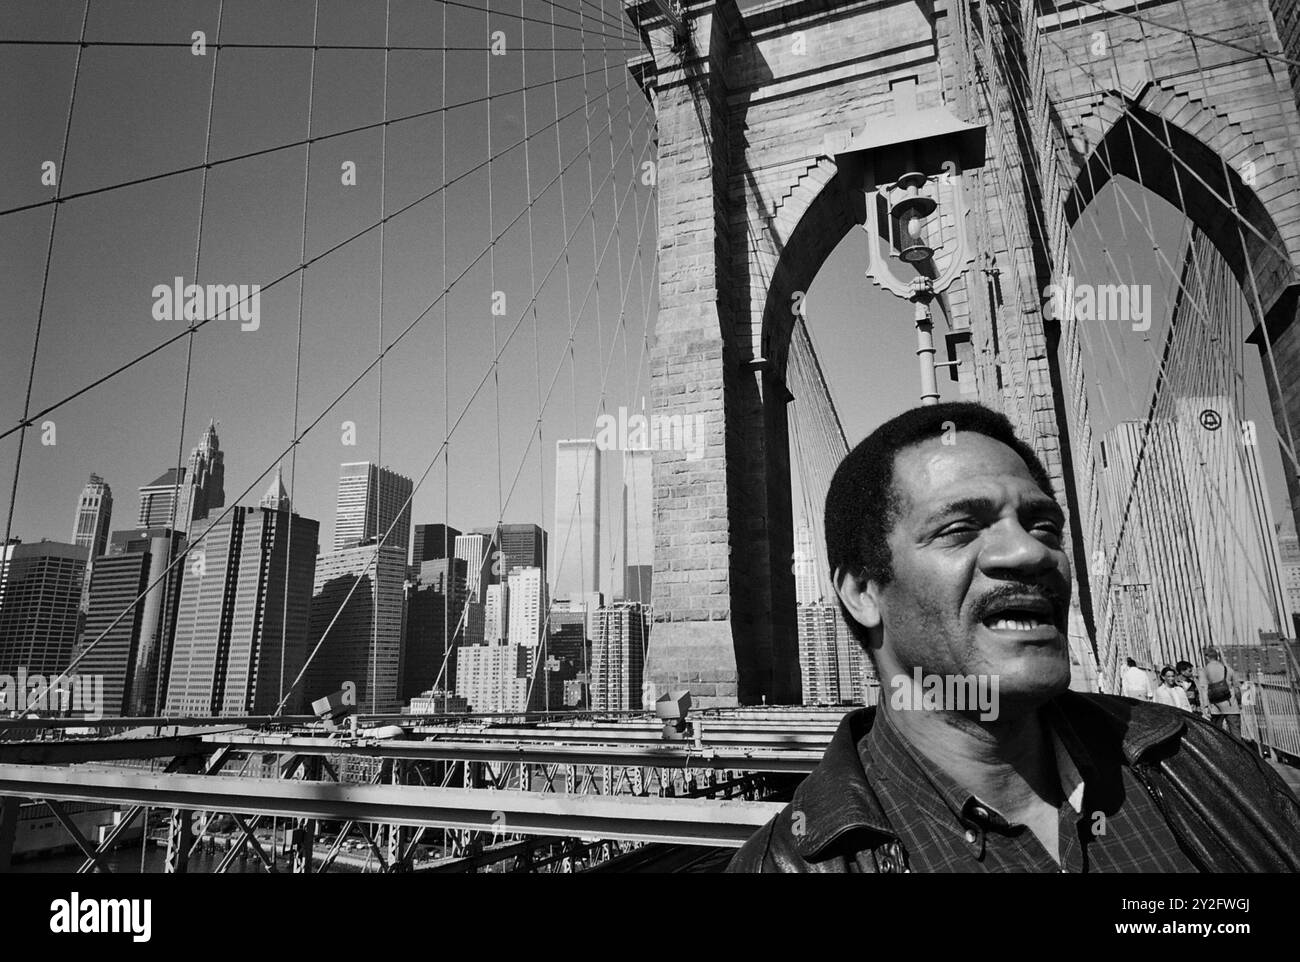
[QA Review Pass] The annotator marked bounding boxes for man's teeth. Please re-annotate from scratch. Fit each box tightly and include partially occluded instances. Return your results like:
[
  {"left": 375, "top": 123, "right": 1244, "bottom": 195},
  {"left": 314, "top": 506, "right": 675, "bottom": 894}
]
[{"left": 988, "top": 617, "right": 1048, "bottom": 631}]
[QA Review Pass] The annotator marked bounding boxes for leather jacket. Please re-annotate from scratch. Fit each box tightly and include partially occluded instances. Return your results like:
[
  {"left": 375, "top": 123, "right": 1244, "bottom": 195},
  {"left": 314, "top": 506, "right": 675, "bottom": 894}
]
[{"left": 727, "top": 691, "right": 1300, "bottom": 872}]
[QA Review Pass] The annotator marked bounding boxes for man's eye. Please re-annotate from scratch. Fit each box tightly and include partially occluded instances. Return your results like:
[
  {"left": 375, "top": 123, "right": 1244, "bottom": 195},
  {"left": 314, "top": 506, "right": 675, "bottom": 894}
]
[
  {"left": 939, "top": 522, "right": 980, "bottom": 538},
  {"left": 1033, "top": 521, "right": 1063, "bottom": 540}
]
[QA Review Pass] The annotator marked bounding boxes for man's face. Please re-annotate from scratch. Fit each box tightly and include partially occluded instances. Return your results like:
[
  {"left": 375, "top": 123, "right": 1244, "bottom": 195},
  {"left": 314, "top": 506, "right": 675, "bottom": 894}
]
[
  {"left": 863, "top": 433, "right": 1072, "bottom": 709},
  {"left": 1180, "top": 666, "right": 1194, "bottom": 682}
]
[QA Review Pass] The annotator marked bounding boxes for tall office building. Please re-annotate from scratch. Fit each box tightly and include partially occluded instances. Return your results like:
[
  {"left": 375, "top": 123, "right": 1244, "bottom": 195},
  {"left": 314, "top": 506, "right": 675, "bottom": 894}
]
[
  {"left": 412, "top": 523, "right": 461, "bottom": 566},
  {"left": 78, "top": 530, "right": 184, "bottom": 716},
  {"left": 401, "top": 557, "right": 467, "bottom": 702},
  {"left": 553, "top": 440, "right": 602, "bottom": 601},
  {"left": 548, "top": 609, "right": 589, "bottom": 708},
  {"left": 72, "top": 474, "right": 114, "bottom": 557},
  {"left": 622, "top": 450, "right": 652, "bottom": 604},
  {"left": 72, "top": 473, "right": 114, "bottom": 618},
  {"left": 164, "top": 497, "right": 319, "bottom": 716},
  {"left": 483, "top": 523, "right": 547, "bottom": 577},
  {"left": 454, "top": 532, "right": 491, "bottom": 603},
  {"left": 306, "top": 543, "right": 406, "bottom": 713},
  {"left": 590, "top": 602, "right": 648, "bottom": 711},
  {"left": 797, "top": 602, "right": 874, "bottom": 705},
  {"left": 507, "top": 566, "right": 546, "bottom": 648},
  {"left": 0, "top": 541, "right": 88, "bottom": 678},
  {"left": 333, "top": 462, "right": 413, "bottom": 555},
  {"left": 137, "top": 421, "right": 225, "bottom": 533}
]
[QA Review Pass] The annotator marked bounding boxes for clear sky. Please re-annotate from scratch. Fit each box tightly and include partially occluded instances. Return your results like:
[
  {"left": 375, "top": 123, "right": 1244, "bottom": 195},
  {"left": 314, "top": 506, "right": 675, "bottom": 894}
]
[{"left": 1, "top": 0, "right": 1289, "bottom": 600}]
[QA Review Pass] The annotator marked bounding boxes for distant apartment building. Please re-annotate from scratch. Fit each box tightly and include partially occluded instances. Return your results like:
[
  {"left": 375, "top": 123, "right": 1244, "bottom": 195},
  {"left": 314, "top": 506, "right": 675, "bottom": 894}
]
[
  {"left": 591, "top": 602, "right": 648, "bottom": 711},
  {"left": 797, "top": 602, "right": 874, "bottom": 705},
  {"left": 454, "top": 532, "right": 491, "bottom": 604},
  {"left": 456, "top": 641, "right": 534, "bottom": 713},
  {"left": 507, "top": 566, "right": 545, "bottom": 648}
]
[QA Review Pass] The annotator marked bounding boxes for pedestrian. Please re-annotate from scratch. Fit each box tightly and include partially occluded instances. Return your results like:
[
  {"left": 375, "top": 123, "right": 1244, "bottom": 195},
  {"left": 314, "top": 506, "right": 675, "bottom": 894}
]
[
  {"left": 728, "top": 401, "right": 1300, "bottom": 873},
  {"left": 1153, "top": 666, "right": 1193, "bottom": 712},
  {"left": 1176, "top": 660, "right": 1201, "bottom": 712},
  {"left": 1121, "top": 657, "right": 1153, "bottom": 701},
  {"left": 1198, "top": 648, "right": 1243, "bottom": 740},
  {"left": 1239, "top": 678, "right": 1262, "bottom": 755}
]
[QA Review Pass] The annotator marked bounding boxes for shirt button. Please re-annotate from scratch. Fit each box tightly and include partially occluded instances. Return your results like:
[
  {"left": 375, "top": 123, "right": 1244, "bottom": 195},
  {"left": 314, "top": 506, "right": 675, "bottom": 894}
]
[
  {"left": 972, "top": 807, "right": 989, "bottom": 819},
  {"left": 964, "top": 830, "right": 977, "bottom": 844}
]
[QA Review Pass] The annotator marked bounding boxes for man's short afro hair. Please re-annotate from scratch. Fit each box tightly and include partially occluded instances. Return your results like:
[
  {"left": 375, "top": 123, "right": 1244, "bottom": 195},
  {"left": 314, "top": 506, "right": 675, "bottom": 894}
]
[{"left": 824, "top": 401, "right": 1055, "bottom": 595}]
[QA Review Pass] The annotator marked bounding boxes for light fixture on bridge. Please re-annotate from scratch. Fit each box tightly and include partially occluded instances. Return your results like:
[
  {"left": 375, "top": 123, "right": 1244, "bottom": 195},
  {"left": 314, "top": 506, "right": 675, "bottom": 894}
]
[{"left": 835, "top": 92, "right": 987, "bottom": 405}]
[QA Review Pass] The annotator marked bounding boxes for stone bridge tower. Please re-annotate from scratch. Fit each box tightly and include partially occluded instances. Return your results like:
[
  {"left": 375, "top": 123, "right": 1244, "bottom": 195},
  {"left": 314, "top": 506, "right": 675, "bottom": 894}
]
[{"left": 625, "top": 0, "right": 1300, "bottom": 707}]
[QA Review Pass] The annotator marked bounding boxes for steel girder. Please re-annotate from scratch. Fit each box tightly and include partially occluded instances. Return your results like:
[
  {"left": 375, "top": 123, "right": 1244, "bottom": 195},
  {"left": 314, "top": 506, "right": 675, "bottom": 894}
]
[{"left": 0, "top": 763, "right": 783, "bottom": 847}]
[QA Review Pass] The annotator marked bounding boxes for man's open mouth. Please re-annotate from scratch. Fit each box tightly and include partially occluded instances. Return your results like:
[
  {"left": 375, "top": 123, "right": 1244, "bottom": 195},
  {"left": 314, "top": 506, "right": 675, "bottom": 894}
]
[{"left": 978, "top": 597, "right": 1059, "bottom": 632}]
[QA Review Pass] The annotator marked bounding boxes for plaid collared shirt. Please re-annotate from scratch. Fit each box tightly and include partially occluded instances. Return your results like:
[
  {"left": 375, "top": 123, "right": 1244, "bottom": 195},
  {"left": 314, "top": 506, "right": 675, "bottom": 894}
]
[{"left": 860, "top": 700, "right": 1200, "bottom": 872}]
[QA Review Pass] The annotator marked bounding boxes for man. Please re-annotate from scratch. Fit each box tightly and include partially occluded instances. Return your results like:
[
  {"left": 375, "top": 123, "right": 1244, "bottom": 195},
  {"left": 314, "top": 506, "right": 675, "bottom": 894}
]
[
  {"left": 1176, "top": 660, "right": 1202, "bottom": 713},
  {"left": 1120, "top": 657, "right": 1153, "bottom": 701},
  {"left": 1199, "top": 648, "right": 1243, "bottom": 739},
  {"left": 1152, "top": 666, "right": 1192, "bottom": 712},
  {"left": 728, "top": 402, "right": 1300, "bottom": 872}
]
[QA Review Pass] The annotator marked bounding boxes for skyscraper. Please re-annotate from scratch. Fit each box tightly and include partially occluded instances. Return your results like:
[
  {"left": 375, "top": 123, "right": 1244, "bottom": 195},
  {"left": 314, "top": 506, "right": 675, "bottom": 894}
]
[
  {"left": 136, "top": 420, "right": 225, "bottom": 535},
  {"left": 591, "top": 602, "right": 648, "bottom": 711},
  {"left": 306, "top": 543, "right": 406, "bottom": 713},
  {"left": 78, "top": 529, "right": 184, "bottom": 717},
  {"left": 0, "top": 541, "right": 88, "bottom": 677},
  {"left": 402, "top": 557, "right": 467, "bottom": 702},
  {"left": 333, "top": 462, "right": 413, "bottom": 555},
  {"left": 622, "top": 450, "right": 652, "bottom": 604},
  {"left": 412, "top": 523, "right": 462, "bottom": 566},
  {"left": 507, "top": 566, "right": 545, "bottom": 648},
  {"left": 72, "top": 473, "right": 113, "bottom": 561},
  {"left": 793, "top": 522, "right": 820, "bottom": 605},
  {"left": 454, "top": 532, "right": 491, "bottom": 603},
  {"left": 72, "top": 473, "right": 113, "bottom": 617},
  {"left": 553, "top": 440, "right": 601, "bottom": 601},
  {"left": 455, "top": 640, "right": 533, "bottom": 713},
  {"left": 164, "top": 496, "right": 319, "bottom": 716},
  {"left": 486, "top": 523, "right": 548, "bottom": 577},
  {"left": 797, "top": 602, "right": 873, "bottom": 705},
  {"left": 484, "top": 582, "right": 508, "bottom": 642}
]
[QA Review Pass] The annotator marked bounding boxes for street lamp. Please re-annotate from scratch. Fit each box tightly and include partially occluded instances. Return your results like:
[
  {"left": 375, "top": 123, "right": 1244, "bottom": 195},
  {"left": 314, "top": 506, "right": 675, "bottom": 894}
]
[{"left": 834, "top": 97, "right": 986, "bottom": 405}]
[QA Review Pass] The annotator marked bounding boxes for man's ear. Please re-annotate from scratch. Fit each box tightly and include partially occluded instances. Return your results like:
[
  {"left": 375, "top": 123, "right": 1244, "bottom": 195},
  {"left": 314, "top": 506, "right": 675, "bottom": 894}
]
[{"left": 834, "top": 566, "right": 882, "bottom": 632}]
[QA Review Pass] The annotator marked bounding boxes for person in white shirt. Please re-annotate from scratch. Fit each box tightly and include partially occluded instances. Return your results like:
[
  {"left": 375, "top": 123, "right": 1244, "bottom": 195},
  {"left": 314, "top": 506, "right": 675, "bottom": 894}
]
[
  {"left": 1121, "top": 657, "right": 1153, "bottom": 700},
  {"left": 1152, "top": 665, "right": 1193, "bottom": 712}
]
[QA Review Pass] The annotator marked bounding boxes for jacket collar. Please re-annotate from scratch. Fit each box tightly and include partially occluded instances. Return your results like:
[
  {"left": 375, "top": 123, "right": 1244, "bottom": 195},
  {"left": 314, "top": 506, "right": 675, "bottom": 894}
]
[{"left": 790, "top": 691, "right": 1187, "bottom": 862}]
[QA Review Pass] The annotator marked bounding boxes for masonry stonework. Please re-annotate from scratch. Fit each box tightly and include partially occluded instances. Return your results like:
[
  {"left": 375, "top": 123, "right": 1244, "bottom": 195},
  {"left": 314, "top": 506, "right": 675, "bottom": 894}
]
[{"left": 626, "top": 0, "right": 1300, "bottom": 706}]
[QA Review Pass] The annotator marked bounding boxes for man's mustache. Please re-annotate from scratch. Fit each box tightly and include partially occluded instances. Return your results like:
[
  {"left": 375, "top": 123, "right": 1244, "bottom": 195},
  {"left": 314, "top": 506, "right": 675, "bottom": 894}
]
[{"left": 971, "top": 582, "right": 1069, "bottom": 624}]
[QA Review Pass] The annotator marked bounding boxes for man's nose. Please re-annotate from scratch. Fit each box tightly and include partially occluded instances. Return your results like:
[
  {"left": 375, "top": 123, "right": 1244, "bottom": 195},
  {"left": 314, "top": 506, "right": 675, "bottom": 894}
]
[{"left": 979, "top": 520, "right": 1059, "bottom": 577}]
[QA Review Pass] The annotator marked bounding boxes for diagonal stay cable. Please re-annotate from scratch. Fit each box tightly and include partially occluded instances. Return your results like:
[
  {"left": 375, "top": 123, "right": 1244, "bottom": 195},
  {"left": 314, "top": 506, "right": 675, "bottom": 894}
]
[
  {"left": 0, "top": 68, "right": 631, "bottom": 444},
  {"left": 1, "top": 0, "right": 90, "bottom": 577},
  {"left": 31, "top": 72, "right": 645, "bottom": 705},
  {"left": 0, "top": 60, "right": 619, "bottom": 220},
  {"left": 278, "top": 91, "right": 656, "bottom": 713}
]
